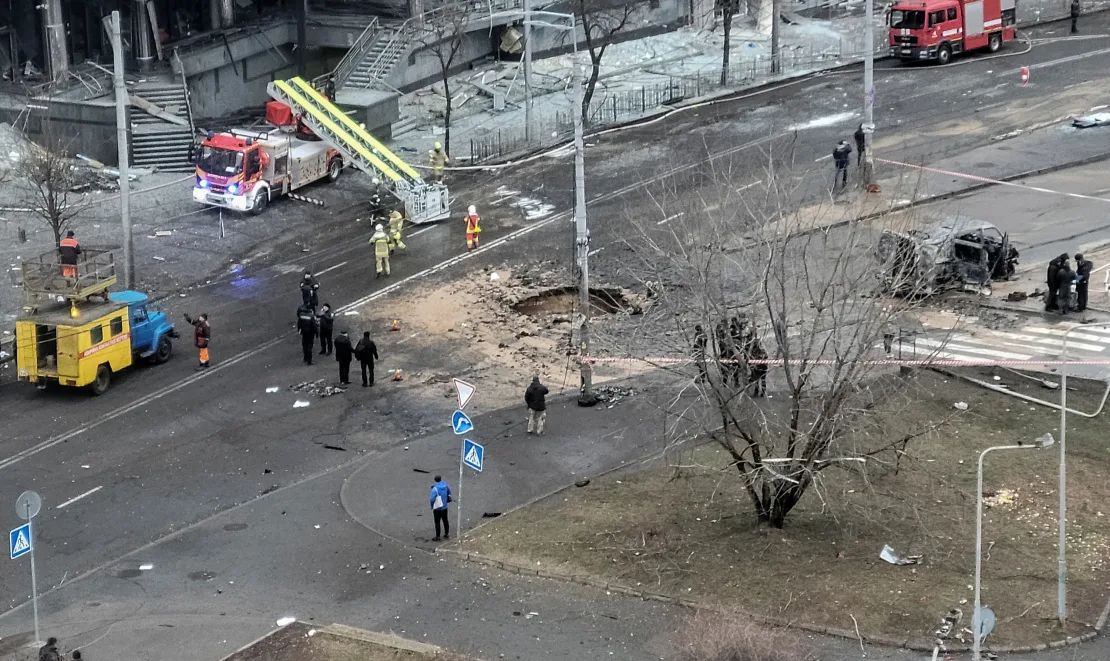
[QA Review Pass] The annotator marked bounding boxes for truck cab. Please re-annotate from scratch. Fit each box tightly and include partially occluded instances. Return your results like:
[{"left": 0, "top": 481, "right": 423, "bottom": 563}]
[{"left": 889, "top": 0, "right": 1016, "bottom": 64}]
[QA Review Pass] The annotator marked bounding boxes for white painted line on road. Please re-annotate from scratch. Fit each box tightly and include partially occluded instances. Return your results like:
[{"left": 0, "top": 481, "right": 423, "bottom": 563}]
[
  {"left": 315, "top": 261, "right": 348, "bottom": 276},
  {"left": 139, "top": 564, "right": 154, "bottom": 571},
  {"left": 1028, "top": 46, "right": 1110, "bottom": 71},
  {"left": 1024, "top": 327, "right": 1110, "bottom": 344},
  {"left": 656, "top": 212, "right": 686, "bottom": 226},
  {"left": 913, "top": 338, "right": 1033, "bottom": 361},
  {"left": 736, "top": 179, "right": 763, "bottom": 192},
  {"left": 588, "top": 247, "right": 605, "bottom": 256},
  {"left": 409, "top": 226, "right": 435, "bottom": 238},
  {"left": 55, "top": 486, "right": 103, "bottom": 510},
  {"left": 879, "top": 159, "right": 1110, "bottom": 206},
  {"left": 396, "top": 332, "right": 420, "bottom": 345},
  {"left": 814, "top": 154, "right": 831, "bottom": 162}
]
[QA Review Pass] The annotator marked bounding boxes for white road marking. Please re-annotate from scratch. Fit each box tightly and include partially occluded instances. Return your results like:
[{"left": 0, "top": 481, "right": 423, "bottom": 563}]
[
  {"left": 1024, "top": 327, "right": 1110, "bottom": 344},
  {"left": 656, "top": 212, "right": 686, "bottom": 226},
  {"left": 588, "top": 247, "right": 605, "bottom": 256},
  {"left": 913, "top": 338, "right": 1033, "bottom": 360},
  {"left": 55, "top": 485, "right": 103, "bottom": 510},
  {"left": 992, "top": 331, "right": 1104, "bottom": 353},
  {"left": 814, "top": 154, "right": 832, "bottom": 162},
  {"left": 396, "top": 332, "right": 420, "bottom": 344},
  {"left": 409, "top": 226, "right": 435, "bottom": 237},
  {"left": 315, "top": 261, "right": 347, "bottom": 276}
]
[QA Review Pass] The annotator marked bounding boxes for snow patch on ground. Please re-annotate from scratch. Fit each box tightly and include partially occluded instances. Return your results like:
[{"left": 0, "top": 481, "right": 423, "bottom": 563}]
[{"left": 788, "top": 111, "right": 858, "bottom": 131}]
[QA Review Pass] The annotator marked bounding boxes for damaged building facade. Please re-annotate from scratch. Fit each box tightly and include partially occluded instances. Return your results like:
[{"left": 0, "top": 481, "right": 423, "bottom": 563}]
[{"left": 0, "top": 0, "right": 688, "bottom": 171}]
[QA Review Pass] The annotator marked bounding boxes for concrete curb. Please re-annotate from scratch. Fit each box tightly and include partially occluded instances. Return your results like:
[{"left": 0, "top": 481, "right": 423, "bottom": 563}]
[{"left": 322, "top": 623, "right": 446, "bottom": 655}]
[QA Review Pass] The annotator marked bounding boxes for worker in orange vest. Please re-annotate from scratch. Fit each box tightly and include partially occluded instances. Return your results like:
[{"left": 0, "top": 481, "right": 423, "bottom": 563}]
[
  {"left": 464, "top": 205, "right": 481, "bottom": 251},
  {"left": 58, "top": 230, "right": 80, "bottom": 278}
]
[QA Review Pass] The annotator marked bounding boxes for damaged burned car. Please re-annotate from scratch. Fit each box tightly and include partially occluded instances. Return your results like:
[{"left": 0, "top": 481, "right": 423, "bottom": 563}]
[{"left": 877, "top": 218, "right": 1019, "bottom": 296}]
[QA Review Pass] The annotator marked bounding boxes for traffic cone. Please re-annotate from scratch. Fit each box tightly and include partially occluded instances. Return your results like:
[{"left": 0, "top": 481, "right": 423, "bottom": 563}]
[
  {"left": 391, "top": 368, "right": 404, "bottom": 381},
  {"left": 1020, "top": 66, "right": 1030, "bottom": 86},
  {"left": 390, "top": 319, "right": 400, "bottom": 331}
]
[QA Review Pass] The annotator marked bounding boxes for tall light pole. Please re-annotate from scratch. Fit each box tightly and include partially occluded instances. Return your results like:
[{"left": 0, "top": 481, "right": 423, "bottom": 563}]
[
  {"left": 523, "top": 0, "right": 534, "bottom": 143},
  {"left": 110, "top": 11, "right": 135, "bottom": 289},
  {"left": 974, "top": 434, "right": 1055, "bottom": 660},
  {"left": 862, "top": 0, "right": 876, "bottom": 185}
]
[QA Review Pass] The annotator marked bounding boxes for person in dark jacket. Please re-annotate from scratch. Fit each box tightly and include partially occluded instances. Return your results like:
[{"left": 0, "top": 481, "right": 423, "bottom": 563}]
[
  {"left": 1055, "top": 262, "right": 1076, "bottom": 315},
  {"left": 300, "top": 270, "right": 319, "bottom": 311},
  {"left": 525, "top": 376, "right": 549, "bottom": 435},
  {"left": 296, "top": 304, "right": 317, "bottom": 365},
  {"left": 833, "top": 140, "right": 852, "bottom": 189},
  {"left": 317, "top": 303, "right": 334, "bottom": 355},
  {"left": 183, "top": 312, "right": 211, "bottom": 369},
  {"left": 853, "top": 124, "right": 866, "bottom": 167},
  {"left": 1046, "top": 254, "right": 1068, "bottom": 311},
  {"left": 429, "top": 475, "right": 452, "bottom": 541},
  {"left": 1071, "top": 0, "right": 1081, "bottom": 33},
  {"left": 354, "top": 331, "right": 378, "bottom": 387},
  {"left": 38, "top": 637, "right": 61, "bottom": 661},
  {"left": 748, "top": 341, "right": 768, "bottom": 398},
  {"left": 1075, "top": 254, "right": 1093, "bottom": 312},
  {"left": 334, "top": 330, "right": 353, "bottom": 384}
]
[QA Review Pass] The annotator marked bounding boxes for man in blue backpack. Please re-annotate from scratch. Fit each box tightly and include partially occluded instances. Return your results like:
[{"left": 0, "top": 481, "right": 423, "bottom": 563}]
[{"left": 429, "top": 475, "right": 452, "bottom": 541}]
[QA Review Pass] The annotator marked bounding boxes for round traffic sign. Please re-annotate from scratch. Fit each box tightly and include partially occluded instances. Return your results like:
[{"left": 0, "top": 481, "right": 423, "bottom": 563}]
[{"left": 16, "top": 490, "right": 42, "bottom": 520}]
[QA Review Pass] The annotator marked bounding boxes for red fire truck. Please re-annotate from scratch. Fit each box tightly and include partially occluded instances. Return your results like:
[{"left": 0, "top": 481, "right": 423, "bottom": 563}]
[
  {"left": 888, "top": 0, "right": 1016, "bottom": 64},
  {"left": 193, "top": 102, "right": 343, "bottom": 214}
]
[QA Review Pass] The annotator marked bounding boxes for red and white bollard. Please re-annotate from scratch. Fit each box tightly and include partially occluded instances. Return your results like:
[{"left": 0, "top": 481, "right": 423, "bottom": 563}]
[{"left": 1020, "top": 66, "right": 1030, "bottom": 86}]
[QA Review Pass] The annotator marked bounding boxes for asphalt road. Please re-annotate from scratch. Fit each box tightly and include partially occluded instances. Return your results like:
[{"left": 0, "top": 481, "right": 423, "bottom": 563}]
[{"left": 3, "top": 13, "right": 1110, "bottom": 660}]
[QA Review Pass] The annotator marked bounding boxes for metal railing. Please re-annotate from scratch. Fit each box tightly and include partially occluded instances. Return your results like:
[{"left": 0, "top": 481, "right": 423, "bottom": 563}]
[
  {"left": 21, "top": 248, "right": 117, "bottom": 300},
  {"left": 328, "top": 17, "right": 382, "bottom": 89}
]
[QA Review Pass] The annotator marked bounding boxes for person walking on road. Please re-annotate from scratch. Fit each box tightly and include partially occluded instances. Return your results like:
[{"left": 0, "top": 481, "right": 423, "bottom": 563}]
[
  {"left": 317, "top": 303, "right": 334, "bottom": 355},
  {"left": 1075, "top": 253, "right": 1093, "bottom": 312},
  {"left": 853, "top": 123, "right": 866, "bottom": 167},
  {"left": 525, "top": 375, "right": 549, "bottom": 435},
  {"left": 184, "top": 312, "right": 211, "bottom": 369},
  {"left": 370, "top": 224, "right": 391, "bottom": 278},
  {"left": 58, "top": 230, "right": 81, "bottom": 278},
  {"left": 748, "top": 341, "right": 768, "bottom": 398},
  {"left": 429, "top": 475, "right": 452, "bottom": 541},
  {"left": 296, "top": 304, "right": 318, "bottom": 365},
  {"left": 1071, "top": 0, "right": 1081, "bottom": 33},
  {"left": 833, "top": 140, "right": 852, "bottom": 190},
  {"left": 334, "top": 330, "right": 353, "bottom": 385},
  {"left": 464, "top": 205, "right": 482, "bottom": 251},
  {"left": 300, "top": 269, "right": 319, "bottom": 311},
  {"left": 388, "top": 209, "right": 407, "bottom": 254},
  {"left": 429, "top": 142, "right": 449, "bottom": 183},
  {"left": 355, "top": 331, "right": 378, "bottom": 387},
  {"left": 692, "top": 324, "right": 708, "bottom": 383}
]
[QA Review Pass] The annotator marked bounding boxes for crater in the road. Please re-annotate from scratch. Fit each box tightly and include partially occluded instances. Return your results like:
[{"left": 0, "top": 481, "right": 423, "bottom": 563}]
[{"left": 512, "top": 287, "right": 641, "bottom": 317}]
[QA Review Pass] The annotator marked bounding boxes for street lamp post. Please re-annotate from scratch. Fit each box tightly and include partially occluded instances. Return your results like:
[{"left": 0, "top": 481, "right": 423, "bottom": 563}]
[
  {"left": 974, "top": 434, "right": 1055, "bottom": 660},
  {"left": 862, "top": 0, "right": 876, "bottom": 185}
]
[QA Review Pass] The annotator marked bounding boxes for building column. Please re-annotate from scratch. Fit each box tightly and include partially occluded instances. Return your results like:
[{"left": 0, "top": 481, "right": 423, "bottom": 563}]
[{"left": 41, "top": 0, "right": 69, "bottom": 81}]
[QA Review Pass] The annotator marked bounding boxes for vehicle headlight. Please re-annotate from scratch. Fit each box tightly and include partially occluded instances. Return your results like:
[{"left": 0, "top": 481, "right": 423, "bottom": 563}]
[
  {"left": 228, "top": 183, "right": 239, "bottom": 195},
  {"left": 198, "top": 177, "right": 209, "bottom": 188}
]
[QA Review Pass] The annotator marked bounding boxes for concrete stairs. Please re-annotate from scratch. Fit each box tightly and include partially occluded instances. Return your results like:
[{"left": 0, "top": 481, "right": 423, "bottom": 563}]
[
  {"left": 341, "top": 24, "right": 406, "bottom": 91},
  {"left": 129, "top": 84, "right": 195, "bottom": 172},
  {"left": 389, "top": 114, "right": 418, "bottom": 138}
]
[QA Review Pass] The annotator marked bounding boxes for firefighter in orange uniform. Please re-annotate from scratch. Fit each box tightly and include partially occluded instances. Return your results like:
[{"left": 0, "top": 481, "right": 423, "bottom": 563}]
[
  {"left": 58, "top": 230, "right": 81, "bottom": 278},
  {"left": 464, "top": 205, "right": 481, "bottom": 251}
]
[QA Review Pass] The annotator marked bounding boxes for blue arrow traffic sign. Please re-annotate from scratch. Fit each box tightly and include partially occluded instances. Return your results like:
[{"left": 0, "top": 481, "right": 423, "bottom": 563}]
[
  {"left": 451, "top": 410, "right": 474, "bottom": 436},
  {"left": 462, "top": 439, "right": 484, "bottom": 473},
  {"left": 9, "top": 523, "right": 31, "bottom": 560}
]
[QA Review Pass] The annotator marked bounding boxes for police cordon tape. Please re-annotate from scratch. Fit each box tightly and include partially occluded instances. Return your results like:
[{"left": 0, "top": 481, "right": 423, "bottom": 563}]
[
  {"left": 577, "top": 355, "right": 1110, "bottom": 367},
  {"left": 877, "top": 158, "right": 1110, "bottom": 205}
]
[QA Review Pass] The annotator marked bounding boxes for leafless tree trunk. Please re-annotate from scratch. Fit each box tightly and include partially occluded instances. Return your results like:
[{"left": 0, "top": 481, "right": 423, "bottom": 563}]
[
  {"left": 575, "top": 0, "right": 637, "bottom": 127},
  {"left": 13, "top": 124, "right": 86, "bottom": 246},
  {"left": 719, "top": 0, "right": 737, "bottom": 86},
  {"left": 425, "top": 4, "right": 470, "bottom": 156}
]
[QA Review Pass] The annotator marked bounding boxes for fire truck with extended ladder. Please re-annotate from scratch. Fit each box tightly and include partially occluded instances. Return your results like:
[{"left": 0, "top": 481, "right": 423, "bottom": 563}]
[
  {"left": 194, "top": 76, "right": 449, "bottom": 223},
  {"left": 888, "top": 0, "right": 1017, "bottom": 64}
]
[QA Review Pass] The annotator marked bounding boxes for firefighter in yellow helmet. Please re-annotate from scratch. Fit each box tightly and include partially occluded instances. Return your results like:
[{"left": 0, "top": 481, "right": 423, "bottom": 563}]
[
  {"left": 370, "top": 223, "right": 391, "bottom": 278},
  {"left": 388, "top": 209, "right": 406, "bottom": 254},
  {"left": 429, "top": 141, "right": 449, "bottom": 183},
  {"left": 463, "top": 204, "right": 481, "bottom": 251}
]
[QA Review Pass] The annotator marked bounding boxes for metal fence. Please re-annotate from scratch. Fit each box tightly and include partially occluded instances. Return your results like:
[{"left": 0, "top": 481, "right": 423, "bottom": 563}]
[{"left": 468, "top": 34, "right": 880, "bottom": 163}]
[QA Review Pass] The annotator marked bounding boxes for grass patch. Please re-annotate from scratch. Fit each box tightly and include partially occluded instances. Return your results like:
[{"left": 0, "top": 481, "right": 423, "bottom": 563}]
[
  {"left": 459, "top": 369, "right": 1110, "bottom": 648},
  {"left": 224, "top": 622, "right": 472, "bottom": 661}
]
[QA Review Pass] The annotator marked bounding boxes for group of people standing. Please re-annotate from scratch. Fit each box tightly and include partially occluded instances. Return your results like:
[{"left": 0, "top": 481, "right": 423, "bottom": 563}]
[
  {"left": 693, "top": 316, "right": 768, "bottom": 397},
  {"left": 1046, "top": 253, "right": 1093, "bottom": 314},
  {"left": 295, "top": 270, "right": 381, "bottom": 387}
]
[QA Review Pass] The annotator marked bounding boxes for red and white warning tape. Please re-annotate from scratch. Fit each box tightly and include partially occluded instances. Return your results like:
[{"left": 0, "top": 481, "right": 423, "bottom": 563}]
[{"left": 579, "top": 355, "right": 1110, "bottom": 367}]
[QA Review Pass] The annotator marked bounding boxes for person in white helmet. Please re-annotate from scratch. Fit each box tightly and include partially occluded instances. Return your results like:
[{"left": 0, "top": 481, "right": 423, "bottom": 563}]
[
  {"left": 464, "top": 205, "right": 482, "bottom": 251},
  {"left": 429, "top": 141, "right": 449, "bottom": 183},
  {"left": 370, "top": 223, "right": 391, "bottom": 277}
]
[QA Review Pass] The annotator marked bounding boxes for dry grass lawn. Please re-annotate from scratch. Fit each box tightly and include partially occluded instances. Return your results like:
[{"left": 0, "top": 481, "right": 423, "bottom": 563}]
[{"left": 459, "top": 369, "right": 1110, "bottom": 648}]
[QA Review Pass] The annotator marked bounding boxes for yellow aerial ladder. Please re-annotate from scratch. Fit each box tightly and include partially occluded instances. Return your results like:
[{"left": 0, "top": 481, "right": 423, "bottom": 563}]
[{"left": 267, "top": 77, "right": 450, "bottom": 223}]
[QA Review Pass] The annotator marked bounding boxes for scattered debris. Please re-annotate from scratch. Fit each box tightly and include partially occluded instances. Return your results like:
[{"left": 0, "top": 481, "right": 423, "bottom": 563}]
[
  {"left": 983, "top": 488, "right": 1017, "bottom": 508},
  {"left": 574, "top": 478, "right": 591, "bottom": 488},
  {"left": 323, "top": 444, "right": 347, "bottom": 451},
  {"left": 482, "top": 512, "right": 502, "bottom": 518},
  {"left": 1073, "top": 112, "right": 1110, "bottom": 128},
  {"left": 276, "top": 617, "right": 296, "bottom": 627},
  {"left": 953, "top": 401, "right": 969, "bottom": 411},
  {"left": 293, "top": 400, "right": 311, "bottom": 408},
  {"left": 597, "top": 384, "right": 636, "bottom": 406},
  {"left": 266, "top": 386, "right": 280, "bottom": 393},
  {"left": 289, "top": 379, "right": 346, "bottom": 397},
  {"left": 1005, "top": 291, "right": 1028, "bottom": 302},
  {"left": 151, "top": 256, "right": 166, "bottom": 262},
  {"left": 880, "top": 544, "right": 923, "bottom": 566},
  {"left": 154, "top": 230, "right": 173, "bottom": 237},
  {"left": 413, "top": 468, "right": 430, "bottom": 473}
]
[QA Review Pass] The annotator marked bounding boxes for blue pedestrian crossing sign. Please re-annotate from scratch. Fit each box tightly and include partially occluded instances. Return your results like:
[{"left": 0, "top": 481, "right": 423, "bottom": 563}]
[
  {"left": 451, "top": 410, "right": 474, "bottom": 436},
  {"left": 462, "top": 439, "right": 484, "bottom": 472},
  {"left": 9, "top": 523, "right": 31, "bottom": 560}
]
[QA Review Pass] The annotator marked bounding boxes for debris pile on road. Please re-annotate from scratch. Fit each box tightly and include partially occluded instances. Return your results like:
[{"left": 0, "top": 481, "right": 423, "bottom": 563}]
[
  {"left": 597, "top": 384, "right": 636, "bottom": 406},
  {"left": 982, "top": 488, "right": 1017, "bottom": 509},
  {"left": 289, "top": 379, "right": 346, "bottom": 397}
]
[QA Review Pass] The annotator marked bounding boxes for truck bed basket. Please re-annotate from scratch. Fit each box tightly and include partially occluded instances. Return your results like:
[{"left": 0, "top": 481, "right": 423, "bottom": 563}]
[{"left": 21, "top": 248, "right": 118, "bottom": 300}]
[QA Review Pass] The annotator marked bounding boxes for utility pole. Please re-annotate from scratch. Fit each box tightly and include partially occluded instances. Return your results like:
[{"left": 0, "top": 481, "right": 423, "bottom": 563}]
[
  {"left": 523, "top": 0, "right": 534, "bottom": 143},
  {"left": 770, "top": 0, "right": 780, "bottom": 73},
  {"left": 572, "top": 59, "right": 594, "bottom": 405},
  {"left": 296, "top": 0, "right": 308, "bottom": 76},
  {"left": 862, "top": 0, "right": 876, "bottom": 185},
  {"left": 110, "top": 12, "right": 134, "bottom": 289}
]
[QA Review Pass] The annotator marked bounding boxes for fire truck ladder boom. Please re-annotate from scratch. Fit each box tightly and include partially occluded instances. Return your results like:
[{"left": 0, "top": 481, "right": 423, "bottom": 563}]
[{"left": 267, "top": 77, "right": 450, "bottom": 223}]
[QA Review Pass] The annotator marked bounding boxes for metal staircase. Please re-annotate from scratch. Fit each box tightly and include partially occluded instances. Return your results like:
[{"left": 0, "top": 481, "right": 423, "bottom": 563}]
[
  {"left": 267, "top": 77, "right": 450, "bottom": 223},
  {"left": 129, "top": 83, "right": 196, "bottom": 172}
]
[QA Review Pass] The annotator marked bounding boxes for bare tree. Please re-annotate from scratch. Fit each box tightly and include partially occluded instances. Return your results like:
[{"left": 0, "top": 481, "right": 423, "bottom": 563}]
[
  {"left": 424, "top": 3, "right": 471, "bottom": 156},
  {"left": 719, "top": 0, "right": 739, "bottom": 86},
  {"left": 575, "top": 0, "right": 637, "bottom": 127},
  {"left": 610, "top": 146, "right": 938, "bottom": 528},
  {"left": 14, "top": 127, "right": 86, "bottom": 246}
]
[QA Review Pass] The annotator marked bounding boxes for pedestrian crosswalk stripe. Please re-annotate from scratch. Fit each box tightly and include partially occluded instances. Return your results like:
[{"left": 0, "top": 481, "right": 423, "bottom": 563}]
[
  {"left": 913, "top": 338, "right": 1033, "bottom": 360},
  {"left": 991, "top": 332, "right": 1104, "bottom": 353},
  {"left": 1024, "top": 327, "right": 1110, "bottom": 344}
]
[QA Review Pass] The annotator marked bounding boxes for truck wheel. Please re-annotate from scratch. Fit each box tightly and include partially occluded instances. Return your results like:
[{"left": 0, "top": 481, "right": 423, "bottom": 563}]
[
  {"left": 153, "top": 335, "right": 173, "bottom": 364},
  {"left": 90, "top": 364, "right": 111, "bottom": 396},
  {"left": 988, "top": 33, "right": 1001, "bottom": 52},
  {"left": 937, "top": 44, "right": 952, "bottom": 65},
  {"left": 252, "top": 190, "right": 269, "bottom": 215},
  {"left": 327, "top": 159, "right": 342, "bottom": 183}
]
